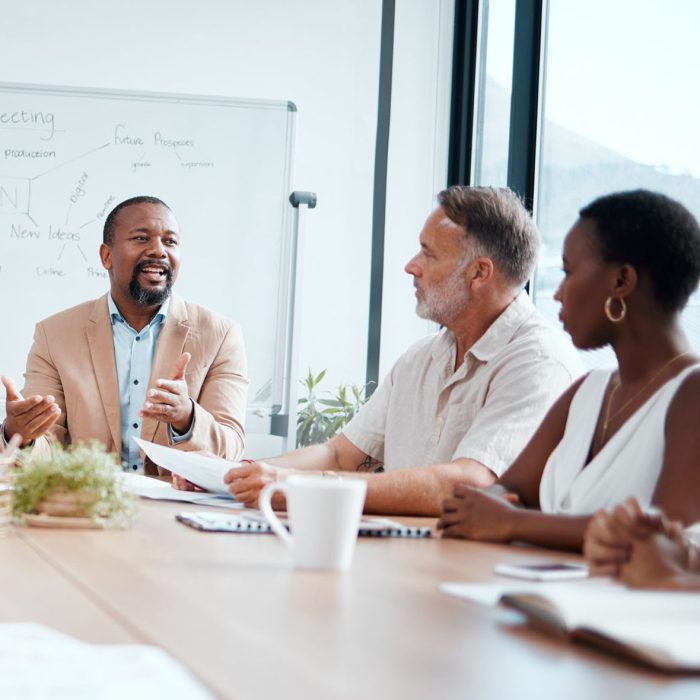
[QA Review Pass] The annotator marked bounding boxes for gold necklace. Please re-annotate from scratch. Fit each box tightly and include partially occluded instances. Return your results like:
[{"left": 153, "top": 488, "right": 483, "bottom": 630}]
[{"left": 601, "top": 350, "right": 692, "bottom": 439}]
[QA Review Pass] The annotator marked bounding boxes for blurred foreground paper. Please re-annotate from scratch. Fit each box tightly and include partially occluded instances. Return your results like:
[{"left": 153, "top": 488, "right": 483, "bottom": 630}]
[{"left": 0, "top": 622, "right": 214, "bottom": 698}]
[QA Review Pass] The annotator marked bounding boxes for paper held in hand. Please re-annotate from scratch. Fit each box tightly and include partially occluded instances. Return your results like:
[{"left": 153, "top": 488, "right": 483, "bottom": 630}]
[{"left": 132, "top": 438, "right": 233, "bottom": 495}]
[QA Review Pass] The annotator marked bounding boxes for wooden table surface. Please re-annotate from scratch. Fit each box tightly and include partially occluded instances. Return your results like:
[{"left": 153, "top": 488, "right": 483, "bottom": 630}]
[{"left": 6, "top": 499, "right": 700, "bottom": 699}]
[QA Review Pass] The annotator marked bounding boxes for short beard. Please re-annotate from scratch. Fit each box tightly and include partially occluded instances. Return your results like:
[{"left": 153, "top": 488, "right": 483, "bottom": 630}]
[
  {"left": 415, "top": 260, "right": 471, "bottom": 326},
  {"left": 129, "top": 261, "right": 173, "bottom": 307}
]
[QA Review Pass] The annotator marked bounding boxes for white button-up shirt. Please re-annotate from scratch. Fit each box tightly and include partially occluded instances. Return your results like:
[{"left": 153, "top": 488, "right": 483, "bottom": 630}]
[{"left": 343, "top": 292, "right": 583, "bottom": 477}]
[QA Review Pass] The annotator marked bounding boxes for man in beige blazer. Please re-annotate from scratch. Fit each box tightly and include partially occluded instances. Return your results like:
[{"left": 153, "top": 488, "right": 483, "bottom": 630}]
[{"left": 1, "top": 196, "right": 247, "bottom": 474}]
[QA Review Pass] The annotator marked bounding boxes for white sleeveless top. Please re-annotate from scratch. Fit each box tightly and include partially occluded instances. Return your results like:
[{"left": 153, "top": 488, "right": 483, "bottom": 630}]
[{"left": 539, "top": 365, "right": 700, "bottom": 515}]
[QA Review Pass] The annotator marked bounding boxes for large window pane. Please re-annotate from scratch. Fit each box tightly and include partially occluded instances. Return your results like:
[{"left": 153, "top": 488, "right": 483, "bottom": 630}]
[
  {"left": 471, "top": 0, "right": 516, "bottom": 186},
  {"left": 534, "top": 0, "right": 700, "bottom": 367}
]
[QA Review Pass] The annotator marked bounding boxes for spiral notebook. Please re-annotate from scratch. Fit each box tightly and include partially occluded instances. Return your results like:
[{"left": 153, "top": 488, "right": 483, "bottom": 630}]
[{"left": 176, "top": 511, "right": 432, "bottom": 538}]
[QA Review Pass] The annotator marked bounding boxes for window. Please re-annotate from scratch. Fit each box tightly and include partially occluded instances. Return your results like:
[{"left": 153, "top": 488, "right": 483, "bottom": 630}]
[
  {"left": 533, "top": 0, "right": 700, "bottom": 366},
  {"left": 471, "top": 0, "right": 517, "bottom": 186}
]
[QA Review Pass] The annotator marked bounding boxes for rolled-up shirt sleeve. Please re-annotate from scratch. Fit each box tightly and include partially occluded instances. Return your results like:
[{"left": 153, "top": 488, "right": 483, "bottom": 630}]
[{"left": 342, "top": 369, "right": 396, "bottom": 464}]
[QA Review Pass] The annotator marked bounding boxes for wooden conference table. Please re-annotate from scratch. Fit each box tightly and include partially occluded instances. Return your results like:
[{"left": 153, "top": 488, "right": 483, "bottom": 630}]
[{"left": 3, "top": 499, "right": 699, "bottom": 700}]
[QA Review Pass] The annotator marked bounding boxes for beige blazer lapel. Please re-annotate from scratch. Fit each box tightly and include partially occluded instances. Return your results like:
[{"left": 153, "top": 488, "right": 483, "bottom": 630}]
[
  {"left": 141, "top": 294, "right": 191, "bottom": 443},
  {"left": 86, "top": 295, "right": 121, "bottom": 452}
]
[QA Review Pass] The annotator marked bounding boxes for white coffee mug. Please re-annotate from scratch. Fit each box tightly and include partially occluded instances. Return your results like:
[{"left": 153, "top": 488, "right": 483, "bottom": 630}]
[{"left": 259, "top": 475, "right": 367, "bottom": 571}]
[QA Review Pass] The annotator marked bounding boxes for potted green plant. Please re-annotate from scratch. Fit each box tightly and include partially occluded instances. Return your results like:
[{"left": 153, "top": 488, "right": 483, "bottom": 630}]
[
  {"left": 296, "top": 369, "right": 372, "bottom": 447},
  {"left": 13, "top": 442, "right": 138, "bottom": 528}
]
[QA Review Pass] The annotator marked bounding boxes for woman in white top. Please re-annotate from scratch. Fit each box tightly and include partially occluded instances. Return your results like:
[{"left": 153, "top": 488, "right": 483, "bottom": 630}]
[{"left": 438, "top": 189, "right": 700, "bottom": 550}]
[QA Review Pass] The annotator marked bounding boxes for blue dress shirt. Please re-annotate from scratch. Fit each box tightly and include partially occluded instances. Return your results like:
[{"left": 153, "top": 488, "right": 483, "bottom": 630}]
[{"left": 108, "top": 295, "right": 192, "bottom": 472}]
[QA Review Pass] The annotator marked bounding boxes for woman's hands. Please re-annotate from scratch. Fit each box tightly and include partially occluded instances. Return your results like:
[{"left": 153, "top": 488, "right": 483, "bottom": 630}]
[
  {"left": 583, "top": 498, "right": 648, "bottom": 576},
  {"left": 437, "top": 484, "right": 521, "bottom": 542}
]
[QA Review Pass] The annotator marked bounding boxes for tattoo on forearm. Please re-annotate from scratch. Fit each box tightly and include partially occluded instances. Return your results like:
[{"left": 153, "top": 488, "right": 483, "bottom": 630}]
[{"left": 357, "top": 456, "right": 384, "bottom": 473}]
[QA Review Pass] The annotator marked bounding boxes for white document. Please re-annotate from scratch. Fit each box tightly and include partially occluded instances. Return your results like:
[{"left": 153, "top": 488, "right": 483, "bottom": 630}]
[
  {"left": 439, "top": 578, "right": 612, "bottom": 607},
  {"left": 121, "top": 472, "right": 242, "bottom": 509},
  {"left": 133, "top": 438, "right": 236, "bottom": 495},
  {"left": 0, "top": 622, "right": 214, "bottom": 699}
]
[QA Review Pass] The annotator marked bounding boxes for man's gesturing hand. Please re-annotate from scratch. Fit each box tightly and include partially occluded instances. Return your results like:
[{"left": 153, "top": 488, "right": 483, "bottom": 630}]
[
  {"left": 2, "top": 375, "right": 60, "bottom": 446},
  {"left": 140, "top": 352, "right": 194, "bottom": 434}
]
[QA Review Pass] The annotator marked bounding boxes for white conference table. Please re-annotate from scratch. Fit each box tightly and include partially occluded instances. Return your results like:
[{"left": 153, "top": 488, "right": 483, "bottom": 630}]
[{"left": 6, "top": 499, "right": 700, "bottom": 700}]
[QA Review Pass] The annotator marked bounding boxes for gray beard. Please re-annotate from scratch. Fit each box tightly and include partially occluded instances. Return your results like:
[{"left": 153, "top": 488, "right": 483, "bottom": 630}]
[{"left": 415, "top": 272, "right": 470, "bottom": 325}]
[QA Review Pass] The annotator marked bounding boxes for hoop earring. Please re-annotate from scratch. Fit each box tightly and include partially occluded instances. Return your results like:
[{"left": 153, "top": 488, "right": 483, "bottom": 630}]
[{"left": 604, "top": 296, "right": 626, "bottom": 323}]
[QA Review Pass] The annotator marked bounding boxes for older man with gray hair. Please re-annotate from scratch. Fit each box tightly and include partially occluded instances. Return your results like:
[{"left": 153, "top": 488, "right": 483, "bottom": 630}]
[{"left": 192, "top": 186, "right": 582, "bottom": 515}]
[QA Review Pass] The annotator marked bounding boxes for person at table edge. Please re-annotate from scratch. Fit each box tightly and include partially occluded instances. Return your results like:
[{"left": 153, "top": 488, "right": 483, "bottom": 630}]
[{"left": 584, "top": 497, "right": 700, "bottom": 591}]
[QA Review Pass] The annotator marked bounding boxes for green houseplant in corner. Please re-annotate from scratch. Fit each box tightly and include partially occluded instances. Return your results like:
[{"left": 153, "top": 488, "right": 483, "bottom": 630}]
[
  {"left": 13, "top": 441, "right": 138, "bottom": 528},
  {"left": 296, "top": 369, "right": 372, "bottom": 448}
]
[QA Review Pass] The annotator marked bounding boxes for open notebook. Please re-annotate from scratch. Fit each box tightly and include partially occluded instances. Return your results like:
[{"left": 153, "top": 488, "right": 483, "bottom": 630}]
[
  {"left": 177, "top": 511, "right": 432, "bottom": 538},
  {"left": 441, "top": 580, "right": 700, "bottom": 671}
]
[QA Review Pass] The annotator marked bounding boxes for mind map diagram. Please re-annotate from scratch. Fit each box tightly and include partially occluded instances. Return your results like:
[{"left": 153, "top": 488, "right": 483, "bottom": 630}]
[{"left": 0, "top": 105, "right": 216, "bottom": 282}]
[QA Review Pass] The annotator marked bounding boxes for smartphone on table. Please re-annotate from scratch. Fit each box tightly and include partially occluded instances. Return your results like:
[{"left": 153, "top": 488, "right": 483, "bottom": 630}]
[{"left": 494, "top": 561, "right": 589, "bottom": 581}]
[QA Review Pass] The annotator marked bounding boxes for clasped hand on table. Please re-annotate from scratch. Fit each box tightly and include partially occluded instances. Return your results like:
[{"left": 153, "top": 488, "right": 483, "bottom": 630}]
[{"left": 438, "top": 484, "right": 521, "bottom": 542}]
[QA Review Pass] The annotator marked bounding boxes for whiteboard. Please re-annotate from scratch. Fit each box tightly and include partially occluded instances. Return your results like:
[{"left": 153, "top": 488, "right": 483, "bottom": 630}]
[{"left": 0, "top": 82, "right": 296, "bottom": 428}]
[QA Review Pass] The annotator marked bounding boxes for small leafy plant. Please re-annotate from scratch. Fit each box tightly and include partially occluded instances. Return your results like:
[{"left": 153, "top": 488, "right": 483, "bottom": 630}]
[
  {"left": 13, "top": 442, "right": 138, "bottom": 528},
  {"left": 296, "top": 369, "right": 372, "bottom": 448}
]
